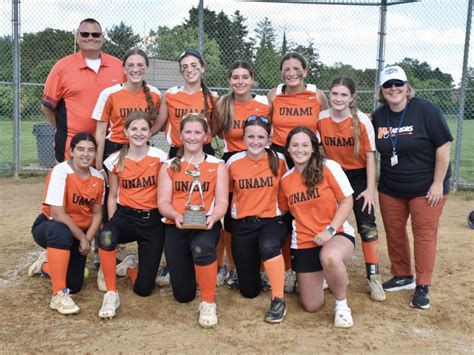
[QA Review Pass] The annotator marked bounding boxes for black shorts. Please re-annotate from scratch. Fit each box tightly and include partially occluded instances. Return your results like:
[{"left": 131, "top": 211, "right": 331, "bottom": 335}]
[{"left": 291, "top": 233, "right": 355, "bottom": 273}]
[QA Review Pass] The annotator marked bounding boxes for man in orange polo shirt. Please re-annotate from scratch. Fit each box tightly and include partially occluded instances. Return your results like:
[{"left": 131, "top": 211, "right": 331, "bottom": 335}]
[{"left": 42, "top": 18, "right": 124, "bottom": 162}]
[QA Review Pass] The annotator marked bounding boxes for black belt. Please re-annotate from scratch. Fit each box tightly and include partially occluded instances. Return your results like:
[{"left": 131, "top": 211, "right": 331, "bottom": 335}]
[
  {"left": 234, "top": 216, "right": 273, "bottom": 223},
  {"left": 118, "top": 205, "right": 158, "bottom": 219}
]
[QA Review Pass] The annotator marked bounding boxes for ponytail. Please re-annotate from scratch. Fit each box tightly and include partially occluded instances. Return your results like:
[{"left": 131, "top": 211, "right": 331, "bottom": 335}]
[
  {"left": 116, "top": 145, "right": 129, "bottom": 173},
  {"left": 170, "top": 146, "right": 185, "bottom": 172},
  {"left": 201, "top": 79, "right": 216, "bottom": 133},
  {"left": 350, "top": 104, "right": 361, "bottom": 160},
  {"left": 265, "top": 147, "right": 280, "bottom": 177},
  {"left": 217, "top": 92, "right": 235, "bottom": 134},
  {"left": 142, "top": 80, "right": 158, "bottom": 123}
]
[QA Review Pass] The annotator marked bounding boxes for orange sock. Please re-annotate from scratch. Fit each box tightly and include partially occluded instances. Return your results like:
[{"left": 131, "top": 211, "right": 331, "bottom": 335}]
[
  {"left": 127, "top": 268, "right": 138, "bottom": 285},
  {"left": 263, "top": 255, "right": 285, "bottom": 299},
  {"left": 282, "top": 235, "right": 292, "bottom": 270},
  {"left": 362, "top": 240, "right": 380, "bottom": 264},
  {"left": 223, "top": 230, "right": 235, "bottom": 268},
  {"left": 42, "top": 263, "right": 50, "bottom": 275},
  {"left": 216, "top": 231, "right": 225, "bottom": 267},
  {"left": 99, "top": 249, "right": 117, "bottom": 291},
  {"left": 195, "top": 261, "right": 217, "bottom": 303},
  {"left": 46, "top": 247, "right": 70, "bottom": 294}
]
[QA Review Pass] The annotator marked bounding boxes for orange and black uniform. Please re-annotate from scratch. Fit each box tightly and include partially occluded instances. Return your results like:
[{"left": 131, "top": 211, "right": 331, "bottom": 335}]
[
  {"left": 92, "top": 83, "right": 161, "bottom": 159},
  {"left": 164, "top": 86, "right": 217, "bottom": 157},
  {"left": 222, "top": 95, "right": 270, "bottom": 156},
  {"left": 318, "top": 109, "right": 380, "bottom": 276},
  {"left": 98, "top": 147, "right": 167, "bottom": 296},
  {"left": 162, "top": 155, "right": 222, "bottom": 303},
  {"left": 271, "top": 84, "right": 321, "bottom": 168},
  {"left": 31, "top": 161, "right": 105, "bottom": 293},
  {"left": 42, "top": 52, "right": 123, "bottom": 162},
  {"left": 227, "top": 151, "right": 288, "bottom": 298},
  {"left": 279, "top": 160, "right": 355, "bottom": 272}
]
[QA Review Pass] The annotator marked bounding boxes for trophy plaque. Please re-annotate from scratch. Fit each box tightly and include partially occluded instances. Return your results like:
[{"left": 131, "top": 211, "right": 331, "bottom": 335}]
[{"left": 182, "top": 164, "right": 208, "bottom": 229}]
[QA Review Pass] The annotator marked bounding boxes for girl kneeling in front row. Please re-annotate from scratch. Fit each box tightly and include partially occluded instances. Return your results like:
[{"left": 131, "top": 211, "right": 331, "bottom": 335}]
[
  {"left": 29, "top": 133, "right": 104, "bottom": 315},
  {"left": 226, "top": 115, "right": 288, "bottom": 323},
  {"left": 279, "top": 126, "right": 355, "bottom": 328},
  {"left": 98, "top": 112, "right": 168, "bottom": 319},
  {"left": 158, "top": 113, "right": 228, "bottom": 328}
]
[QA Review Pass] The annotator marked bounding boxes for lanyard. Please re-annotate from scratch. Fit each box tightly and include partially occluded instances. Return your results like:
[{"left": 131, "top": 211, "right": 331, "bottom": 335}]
[{"left": 386, "top": 102, "right": 409, "bottom": 155}]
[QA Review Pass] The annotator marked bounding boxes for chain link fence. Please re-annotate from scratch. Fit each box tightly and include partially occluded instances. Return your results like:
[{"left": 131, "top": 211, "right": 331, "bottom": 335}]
[{"left": 2, "top": 0, "right": 472, "bottom": 188}]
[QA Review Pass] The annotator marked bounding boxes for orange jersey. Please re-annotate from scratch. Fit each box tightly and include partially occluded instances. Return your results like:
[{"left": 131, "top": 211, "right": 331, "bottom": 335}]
[
  {"left": 222, "top": 95, "right": 270, "bottom": 153},
  {"left": 42, "top": 52, "right": 124, "bottom": 160},
  {"left": 227, "top": 151, "right": 287, "bottom": 219},
  {"left": 279, "top": 160, "right": 355, "bottom": 249},
  {"left": 104, "top": 147, "right": 168, "bottom": 210},
  {"left": 165, "top": 86, "right": 218, "bottom": 146},
  {"left": 92, "top": 84, "right": 161, "bottom": 144},
  {"left": 41, "top": 161, "right": 105, "bottom": 230},
  {"left": 162, "top": 155, "right": 223, "bottom": 224},
  {"left": 271, "top": 84, "right": 320, "bottom": 146},
  {"left": 318, "top": 109, "right": 375, "bottom": 170}
]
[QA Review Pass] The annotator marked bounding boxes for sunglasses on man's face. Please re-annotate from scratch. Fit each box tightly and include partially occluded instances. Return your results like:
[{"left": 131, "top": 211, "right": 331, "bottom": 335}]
[
  {"left": 79, "top": 32, "right": 102, "bottom": 38},
  {"left": 382, "top": 79, "right": 406, "bottom": 89}
]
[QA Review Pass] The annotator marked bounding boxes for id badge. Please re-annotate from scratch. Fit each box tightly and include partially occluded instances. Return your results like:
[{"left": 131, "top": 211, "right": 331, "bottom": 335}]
[{"left": 391, "top": 153, "right": 398, "bottom": 166}]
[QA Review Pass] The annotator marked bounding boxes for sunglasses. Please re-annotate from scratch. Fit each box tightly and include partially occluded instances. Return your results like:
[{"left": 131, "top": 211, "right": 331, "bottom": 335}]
[
  {"left": 246, "top": 115, "right": 269, "bottom": 124},
  {"left": 179, "top": 49, "right": 203, "bottom": 62},
  {"left": 79, "top": 32, "right": 102, "bottom": 38},
  {"left": 382, "top": 79, "right": 406, "bottom": 89}
]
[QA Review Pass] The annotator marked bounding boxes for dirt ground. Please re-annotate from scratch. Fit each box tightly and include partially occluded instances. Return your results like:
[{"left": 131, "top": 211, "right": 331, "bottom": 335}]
[{"left": 0, "top": 176, "right": 473, "bottom": 354}]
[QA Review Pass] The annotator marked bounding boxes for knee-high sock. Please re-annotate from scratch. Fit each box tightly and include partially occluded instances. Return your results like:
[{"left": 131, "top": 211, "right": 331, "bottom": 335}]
[
  {"left": 99, "top": 249, "right": 117, "bottom": 291},
  {"left": 263, "top": 255, "right": 285, "bottom": 299},
  {"left": 127, "top": 268, "right": 138, "bottom": 285},
  {"left": 46, "top": 247, "right": 70, "bottom": 294},
  {"left": 362, "top": 240, "right": 380, "bottom": 277},
  {"left": 195, "top": 261, "right": 217, "bottom": 303}
]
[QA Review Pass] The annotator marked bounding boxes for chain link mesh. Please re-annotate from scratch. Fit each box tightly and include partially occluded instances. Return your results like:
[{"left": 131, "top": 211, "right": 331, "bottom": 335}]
[{"left": 2, "top": 0, "right": 472, "bottom": 187}]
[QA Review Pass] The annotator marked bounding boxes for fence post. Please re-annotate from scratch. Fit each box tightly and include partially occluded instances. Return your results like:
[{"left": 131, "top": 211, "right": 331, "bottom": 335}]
[
  {"left": 373, "top": 0, "right": 387, "bottom": 111},
  {"left": 453, "top": 0, "right": 472, "bottom": 190},
  {"left": 12, "top": 0, "right": 21, "bottom": 178},
  {"left": 198, "top": 0, "right": 204, "bottom": 55}
]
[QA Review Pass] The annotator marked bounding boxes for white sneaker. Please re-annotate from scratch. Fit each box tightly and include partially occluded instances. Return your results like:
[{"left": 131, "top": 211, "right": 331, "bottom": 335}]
[
  {"left": 97, "top": 267, "right": 107, "bottom": 292},
  {"left": 368, "top": 274, "right": 387, "bottom": 302},
  {"left": 155, "top": 266, "right": 170, "bottom": 286},
  {"left": 284, "top": 269, "right": 296, "bottom": 293},
  {"left": 334, "top": 305, "right": 353, "bottom": 328},
  {"left": 197, "top": 301, "right": 217, "bottom": 328},
  {"left": 50, "top": 288, "right": 80, "bottom": 315},
  {"left": 98, "top": 291, "right": 120, "bottom": 319},
  {"left": 116, "top": 255, "right": 138, "bottom": 277},
  {"left": 216, "top": 265, "right": 229, "bottom": 286},
  {"left": 28, "top": 250, "right": 47, "bottom": 277}
]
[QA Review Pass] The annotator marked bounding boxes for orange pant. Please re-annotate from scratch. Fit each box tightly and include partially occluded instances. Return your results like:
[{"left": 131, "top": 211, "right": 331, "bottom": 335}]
[{"left": 379, "top": 193, "right": 447, "bottom": 286}]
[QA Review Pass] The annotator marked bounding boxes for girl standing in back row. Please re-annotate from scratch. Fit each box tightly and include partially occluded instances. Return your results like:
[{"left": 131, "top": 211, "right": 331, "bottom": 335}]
[
  {"left": 317, "top": 76, "right": 386, "bottom": 302},
  {"left": 214, "top": 60, "right": 271, "bottom": 289}
]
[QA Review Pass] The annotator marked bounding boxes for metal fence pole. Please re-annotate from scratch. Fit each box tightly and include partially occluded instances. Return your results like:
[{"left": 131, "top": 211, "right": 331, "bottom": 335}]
[
  {"left": 198, "top": 0, "right": 204, "bottom": 54},
  {"left": 12, "top": 0, "right": 21, "bottom": 178},
  {"left": 453, "top": 0, "right": 472, "bottom": 190},
  {"left": 373, "top": 0, "right": 387, "bottom": 111}
]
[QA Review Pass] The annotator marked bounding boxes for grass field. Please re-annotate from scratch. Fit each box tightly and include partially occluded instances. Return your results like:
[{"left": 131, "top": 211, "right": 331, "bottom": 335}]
[{"left": 0, "top": 118, "right": 473, "bottom": 184}]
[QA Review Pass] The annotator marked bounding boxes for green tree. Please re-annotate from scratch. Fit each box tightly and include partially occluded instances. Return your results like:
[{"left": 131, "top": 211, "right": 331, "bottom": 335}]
[
  {"left": 103, "top": 22, "right": 141, "bottom": 59},
  {"left": 254, "top": 17, "right": 280, "bottom": 88},
  {"left": 21, "top": 29, "right": 75, "bottom": 82},
  {"left": 146, "top": 25, "right": 225, "bottom": 87},
  {"left": 0, "top": 36, "right": 13, "bottom": 81},
  {"left": 399, "top": 58, "right": 453, "bottom": 87}
]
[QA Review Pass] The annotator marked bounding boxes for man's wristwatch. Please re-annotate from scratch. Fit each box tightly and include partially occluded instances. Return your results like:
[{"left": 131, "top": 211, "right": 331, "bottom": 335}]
[{"left": 326, "top": 226, "right": 336, "bottom": 237}]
